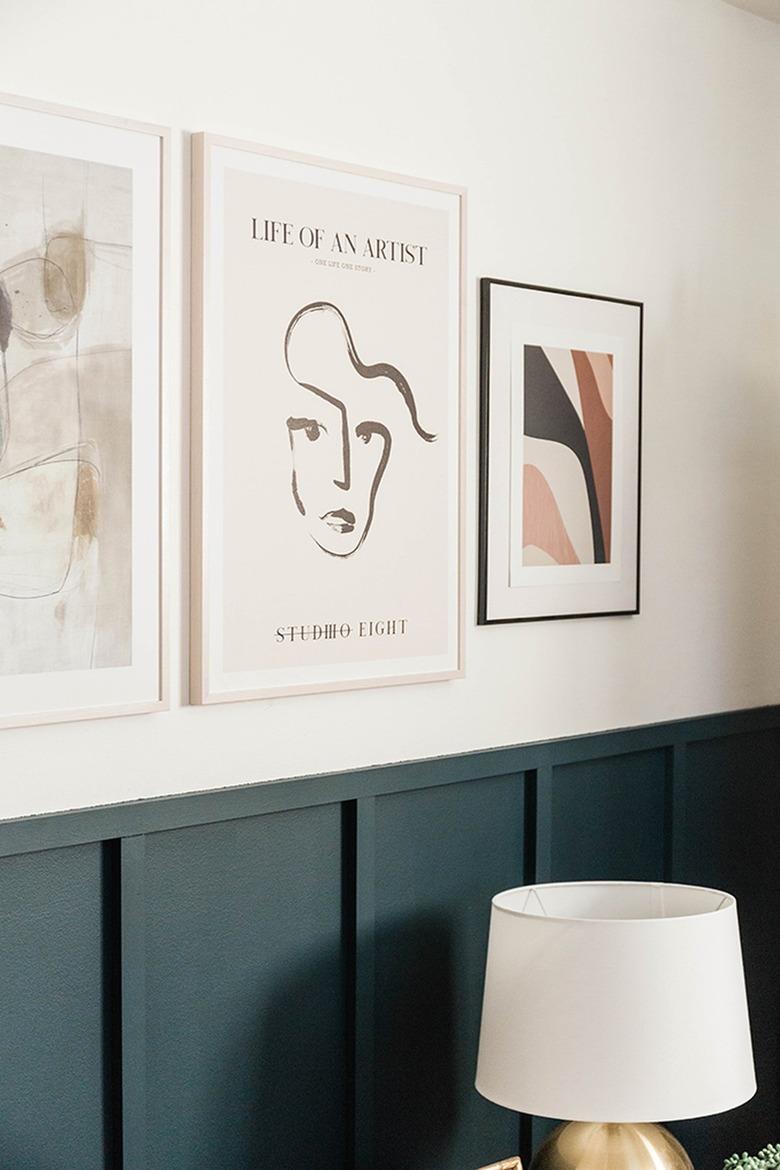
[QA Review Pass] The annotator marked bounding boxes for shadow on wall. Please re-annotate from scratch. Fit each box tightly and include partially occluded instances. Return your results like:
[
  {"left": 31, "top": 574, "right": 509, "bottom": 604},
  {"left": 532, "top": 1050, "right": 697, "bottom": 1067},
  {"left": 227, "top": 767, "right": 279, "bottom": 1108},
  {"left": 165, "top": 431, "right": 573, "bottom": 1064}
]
[
  {"left": 202, "top": 913, "right": 460, "bottom": 1170},
  {"left": 200, "top": 932, "right": 347, "bottom": 1170},
  {"left": 373, "top": 912, "right": 460, "bottom": 1170},
  {"left": 669, "top": 728, "right": 780, "bottom": 1166},
  {"left": 662, "top": 271, "right": 779, "bottom": 712}
]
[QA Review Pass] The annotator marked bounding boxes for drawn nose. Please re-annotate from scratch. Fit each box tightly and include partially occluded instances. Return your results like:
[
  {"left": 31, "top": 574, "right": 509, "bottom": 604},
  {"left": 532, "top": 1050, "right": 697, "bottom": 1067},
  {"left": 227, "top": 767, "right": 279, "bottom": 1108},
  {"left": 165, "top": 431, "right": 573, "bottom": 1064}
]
[{"left": 334, "top": 418, "right": 351, "bottom": 491}]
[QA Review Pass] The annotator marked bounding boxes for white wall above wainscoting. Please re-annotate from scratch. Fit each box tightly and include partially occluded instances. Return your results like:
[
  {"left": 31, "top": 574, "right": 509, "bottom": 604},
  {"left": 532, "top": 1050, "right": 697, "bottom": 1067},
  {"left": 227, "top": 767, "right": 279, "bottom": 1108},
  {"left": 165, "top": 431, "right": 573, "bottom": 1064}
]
[{"left": 0, "top": 0, "right": 779, "bottom": 817}]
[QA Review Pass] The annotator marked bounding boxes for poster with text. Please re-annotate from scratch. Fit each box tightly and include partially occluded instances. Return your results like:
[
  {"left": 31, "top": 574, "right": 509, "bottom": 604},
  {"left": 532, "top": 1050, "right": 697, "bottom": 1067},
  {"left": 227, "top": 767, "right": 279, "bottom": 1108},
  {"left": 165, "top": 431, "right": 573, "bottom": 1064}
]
[{"left": 192, "top": 136, "right": 463, "bottom": 701}]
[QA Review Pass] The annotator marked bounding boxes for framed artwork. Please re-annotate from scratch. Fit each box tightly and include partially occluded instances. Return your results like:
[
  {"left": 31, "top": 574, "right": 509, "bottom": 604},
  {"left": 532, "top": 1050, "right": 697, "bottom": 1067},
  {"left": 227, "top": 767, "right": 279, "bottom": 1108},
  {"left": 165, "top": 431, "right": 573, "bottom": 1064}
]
[
  {"left": 478, "top": 278, "right": 642, "bottom": 624},
  {"left": 192, "top": 134, "right": 464, "bottom": 703},
  {"left": 0, "top": 94, "right": 167, "bottom": 728}
]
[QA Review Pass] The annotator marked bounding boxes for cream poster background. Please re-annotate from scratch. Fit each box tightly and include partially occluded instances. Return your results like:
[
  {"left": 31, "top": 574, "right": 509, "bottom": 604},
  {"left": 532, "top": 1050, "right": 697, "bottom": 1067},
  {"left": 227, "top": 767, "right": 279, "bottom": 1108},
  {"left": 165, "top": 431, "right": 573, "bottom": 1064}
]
[{"left": 198, "top": 143, "right": 462, "bottom": 698}]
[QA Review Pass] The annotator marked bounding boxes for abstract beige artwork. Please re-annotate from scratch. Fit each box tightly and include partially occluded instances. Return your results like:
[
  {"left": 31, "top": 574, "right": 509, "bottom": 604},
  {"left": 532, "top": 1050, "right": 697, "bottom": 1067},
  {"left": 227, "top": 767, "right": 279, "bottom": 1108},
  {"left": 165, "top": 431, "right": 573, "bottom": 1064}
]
[
  {"left": 0, "top": 143, "right": 132, "bottom": 677},
  {"left": 0, "top": 96, "right": 164, "bottom": 728}
]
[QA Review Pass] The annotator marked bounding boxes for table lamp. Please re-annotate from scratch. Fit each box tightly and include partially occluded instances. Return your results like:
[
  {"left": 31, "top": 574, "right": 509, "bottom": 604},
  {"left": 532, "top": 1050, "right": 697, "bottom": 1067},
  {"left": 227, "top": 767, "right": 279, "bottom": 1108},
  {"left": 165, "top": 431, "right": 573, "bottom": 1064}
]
[{"left": 476, "top": 881, "right": 756, "bottom": 1170}]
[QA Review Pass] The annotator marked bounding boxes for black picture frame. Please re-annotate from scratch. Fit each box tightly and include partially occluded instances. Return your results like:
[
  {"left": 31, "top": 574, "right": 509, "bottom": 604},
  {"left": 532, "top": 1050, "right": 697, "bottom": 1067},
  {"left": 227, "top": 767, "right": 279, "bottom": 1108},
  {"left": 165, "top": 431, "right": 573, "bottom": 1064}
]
[{"left": 478, "top": 277, "right": 643, "bottom": 625}]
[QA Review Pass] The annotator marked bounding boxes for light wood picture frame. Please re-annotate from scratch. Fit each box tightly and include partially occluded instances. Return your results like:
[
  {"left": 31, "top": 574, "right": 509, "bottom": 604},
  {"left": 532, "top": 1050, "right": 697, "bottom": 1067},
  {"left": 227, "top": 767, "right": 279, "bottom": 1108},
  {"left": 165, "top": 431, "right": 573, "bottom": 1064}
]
[
  {"left": 191, "top": 133, "right": 465, "bottom": 703},
  {"left": 0, "top": 93, "right": 168, "bottom": 728}
]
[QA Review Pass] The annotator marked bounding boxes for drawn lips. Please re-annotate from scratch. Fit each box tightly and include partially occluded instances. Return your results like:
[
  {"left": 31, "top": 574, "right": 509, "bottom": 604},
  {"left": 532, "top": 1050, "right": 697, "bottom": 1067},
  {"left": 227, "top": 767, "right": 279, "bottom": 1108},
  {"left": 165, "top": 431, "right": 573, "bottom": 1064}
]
[{"left": 321, "top": 508, "right": 356, "bottom": 534}]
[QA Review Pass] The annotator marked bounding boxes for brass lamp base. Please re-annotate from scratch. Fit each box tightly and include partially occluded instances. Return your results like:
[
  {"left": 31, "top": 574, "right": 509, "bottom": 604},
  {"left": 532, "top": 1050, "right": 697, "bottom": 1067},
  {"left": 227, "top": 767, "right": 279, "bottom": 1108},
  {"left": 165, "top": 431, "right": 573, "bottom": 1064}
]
[{"left": 529, "top": 1122, "right": 694, "bottom": 1170}]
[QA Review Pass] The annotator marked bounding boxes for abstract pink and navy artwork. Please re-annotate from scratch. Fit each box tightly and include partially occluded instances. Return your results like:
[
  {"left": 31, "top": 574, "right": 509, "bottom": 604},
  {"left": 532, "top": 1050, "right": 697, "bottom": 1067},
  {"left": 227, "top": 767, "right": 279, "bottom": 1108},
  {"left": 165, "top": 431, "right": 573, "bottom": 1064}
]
[
  {"left": 478, "top": 277, "right": 641, "bottom": 624},
  {"left": 522, "top": 344, "right": 613, "bottom": 567}
]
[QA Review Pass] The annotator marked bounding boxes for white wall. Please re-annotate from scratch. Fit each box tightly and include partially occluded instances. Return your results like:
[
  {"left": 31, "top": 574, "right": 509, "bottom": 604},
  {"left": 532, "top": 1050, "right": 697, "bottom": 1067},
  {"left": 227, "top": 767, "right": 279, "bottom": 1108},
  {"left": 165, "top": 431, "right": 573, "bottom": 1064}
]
[{"left": 1, "top": 0, "right": 779, "bottom": 819}]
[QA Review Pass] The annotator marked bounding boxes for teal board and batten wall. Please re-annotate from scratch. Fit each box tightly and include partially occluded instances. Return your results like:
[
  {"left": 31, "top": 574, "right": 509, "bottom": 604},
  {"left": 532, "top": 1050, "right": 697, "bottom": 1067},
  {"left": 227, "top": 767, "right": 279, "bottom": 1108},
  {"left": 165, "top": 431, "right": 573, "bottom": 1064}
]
[{"left": 0, "top": 706, "right": 778, "bottom": 1170}]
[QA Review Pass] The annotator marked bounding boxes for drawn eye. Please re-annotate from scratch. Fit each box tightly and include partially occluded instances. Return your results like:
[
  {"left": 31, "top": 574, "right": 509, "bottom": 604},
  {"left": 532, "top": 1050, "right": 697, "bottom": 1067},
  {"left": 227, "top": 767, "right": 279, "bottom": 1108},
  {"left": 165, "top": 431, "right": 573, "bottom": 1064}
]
[
  {"left": 356, "top": 421, "right": 383, "bottom": 445},
  {"left": 288, "top": 417, "right": 325, "bottom": 442}
]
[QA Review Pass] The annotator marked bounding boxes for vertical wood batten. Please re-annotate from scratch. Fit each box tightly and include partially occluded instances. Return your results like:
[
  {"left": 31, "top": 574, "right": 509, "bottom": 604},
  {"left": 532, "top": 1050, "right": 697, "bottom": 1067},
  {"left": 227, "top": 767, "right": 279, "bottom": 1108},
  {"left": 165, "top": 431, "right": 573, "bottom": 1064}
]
[
  {"left": 120, "top": 835, "right": 147, "bottom": 1170},
  {"left": 354, "top": 796, "right": 377, "bottom": 1170},
  {"left": 664, "top": 742, "right": 687, "bottom": 882},
  {"left": 527, "top": 762, "right": 554, "bottom": 1159},
  {"left": 533, "top": 761, "right": 555, "bottom": 885},
  {"left": 517, "top": 769, "right": 540, "bottom": 1165},
  {"left": 102, "top": 840, "right": 124, "bottom": 1167}
]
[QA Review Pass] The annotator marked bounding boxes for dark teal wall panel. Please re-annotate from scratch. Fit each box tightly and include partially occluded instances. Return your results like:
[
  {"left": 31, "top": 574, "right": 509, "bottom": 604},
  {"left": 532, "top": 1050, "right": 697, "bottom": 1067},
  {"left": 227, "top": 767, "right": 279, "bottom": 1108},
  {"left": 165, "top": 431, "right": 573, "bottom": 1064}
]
[
  {"left": 542, "top": 749, "right": 667, "bottom": 883},
  {"left": 140, "top": 806, "right": 347, "bottom": 1170},
  {"left": 371, "top": 774, "right": 526, "bottom": 1170},
  {"left": 669, "top": 729, "right": 780, "bottom": 1170},
  {"left": 0, "top": 842, "right": 116, "bottom": 1170},
  {"left": 0, "top": 708, "right": 777, "bottom": 1170}
]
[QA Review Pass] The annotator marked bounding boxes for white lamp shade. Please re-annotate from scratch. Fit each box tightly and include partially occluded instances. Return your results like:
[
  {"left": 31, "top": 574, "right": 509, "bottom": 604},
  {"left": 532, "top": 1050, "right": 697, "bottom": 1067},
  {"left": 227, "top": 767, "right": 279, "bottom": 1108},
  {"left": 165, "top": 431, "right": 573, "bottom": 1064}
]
[{"left": 476, "top": 881, "right": 756, "bottom": 1123}]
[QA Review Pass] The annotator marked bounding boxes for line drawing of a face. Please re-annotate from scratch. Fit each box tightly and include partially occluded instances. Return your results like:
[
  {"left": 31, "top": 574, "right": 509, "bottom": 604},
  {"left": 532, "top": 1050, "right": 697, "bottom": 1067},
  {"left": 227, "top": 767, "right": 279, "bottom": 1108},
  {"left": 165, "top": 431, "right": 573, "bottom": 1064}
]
[{"left": 284, "top": 302, "right": 436, "bottom": 557}]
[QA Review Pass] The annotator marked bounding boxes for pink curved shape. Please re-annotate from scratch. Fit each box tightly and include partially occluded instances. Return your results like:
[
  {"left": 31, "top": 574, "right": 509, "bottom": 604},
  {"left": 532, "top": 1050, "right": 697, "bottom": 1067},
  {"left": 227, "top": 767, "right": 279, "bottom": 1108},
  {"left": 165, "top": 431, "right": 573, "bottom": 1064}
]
[
  {"left": 586, "top": 350, "right": 614, "bottom": 420},
  {"left": 523, "top": 463, "right": 580, "bottom": 565}
]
